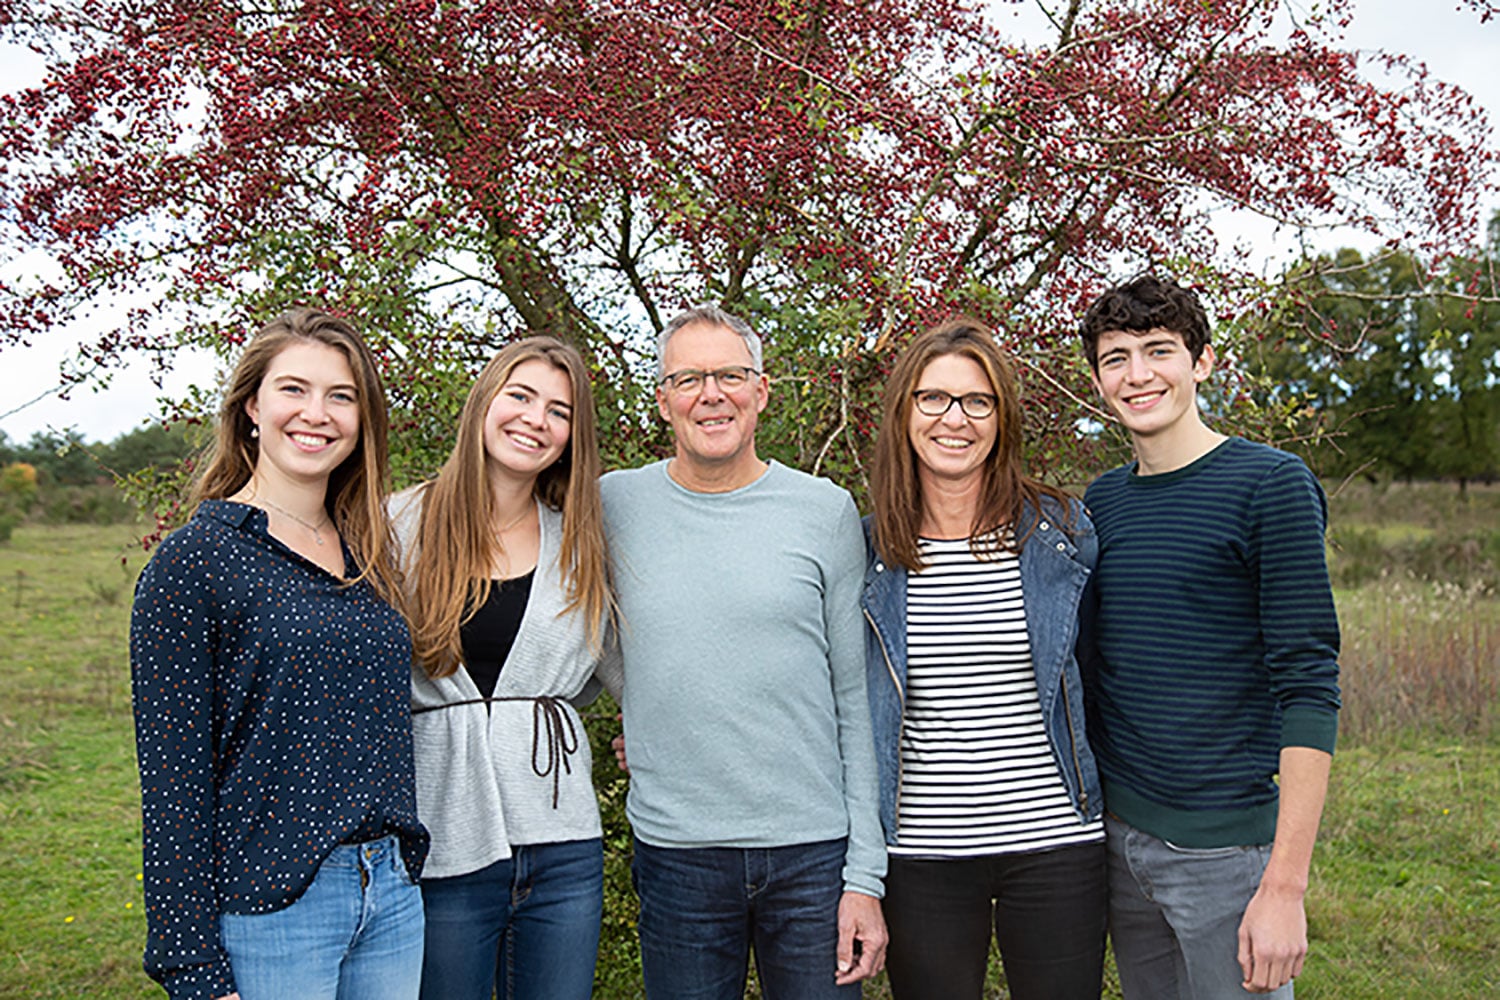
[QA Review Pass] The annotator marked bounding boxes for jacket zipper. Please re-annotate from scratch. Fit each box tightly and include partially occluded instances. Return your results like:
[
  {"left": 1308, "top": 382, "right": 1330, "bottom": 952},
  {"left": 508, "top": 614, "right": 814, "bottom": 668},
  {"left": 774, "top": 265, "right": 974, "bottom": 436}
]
[{"left": 1060, "top": 671, "right": 1089, "bottom": 816}]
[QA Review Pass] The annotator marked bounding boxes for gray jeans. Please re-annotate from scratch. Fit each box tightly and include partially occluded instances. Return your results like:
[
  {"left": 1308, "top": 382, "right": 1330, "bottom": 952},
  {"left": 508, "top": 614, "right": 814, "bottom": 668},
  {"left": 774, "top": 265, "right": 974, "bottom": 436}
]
[{"left": 1106, "top": 815, "right": 1294, "bottom": 1000}]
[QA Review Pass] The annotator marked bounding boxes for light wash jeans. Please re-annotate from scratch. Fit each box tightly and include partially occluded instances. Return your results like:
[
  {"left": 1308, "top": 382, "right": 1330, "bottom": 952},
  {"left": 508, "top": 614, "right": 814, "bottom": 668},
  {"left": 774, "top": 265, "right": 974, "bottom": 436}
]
[
  {"left": 220, "top": 835, "right": 424, "bottom": 1000},
  {"left": 1106, "top": 816, "right": 1294, "bottom": 999}
]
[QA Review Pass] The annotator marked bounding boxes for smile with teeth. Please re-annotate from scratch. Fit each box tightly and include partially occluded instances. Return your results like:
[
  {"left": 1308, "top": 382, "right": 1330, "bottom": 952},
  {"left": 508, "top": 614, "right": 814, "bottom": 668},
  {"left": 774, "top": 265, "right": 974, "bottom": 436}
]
[
  {"left": 934, "top": 436, "right": 971, "bottom": 448},
  {"left": 1124, "top": 390, "right": 1166, "bottom": 407},
  {"left": 289, "top": 432, "right": 332, "bottom": 448},
  {"left": 698, "top": 417, "right": 733, "bottom": 427},
  {"left": 507, "top": 430, "right": 545, "bottom": 449}
]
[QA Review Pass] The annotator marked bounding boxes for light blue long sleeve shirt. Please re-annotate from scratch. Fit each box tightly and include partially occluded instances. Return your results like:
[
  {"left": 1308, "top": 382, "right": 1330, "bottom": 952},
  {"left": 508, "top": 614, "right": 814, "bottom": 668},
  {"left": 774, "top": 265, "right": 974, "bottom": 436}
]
[{"left": 601, "top": 460, "right": 885, "bottom": 897}]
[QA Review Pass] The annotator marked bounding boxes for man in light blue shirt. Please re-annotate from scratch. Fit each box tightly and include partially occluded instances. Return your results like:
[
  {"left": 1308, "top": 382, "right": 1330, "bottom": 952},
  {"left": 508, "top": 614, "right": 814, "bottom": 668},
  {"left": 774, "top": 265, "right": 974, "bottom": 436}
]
[{"left": 601, "top": 304, "right": 887, "bottom": 999}]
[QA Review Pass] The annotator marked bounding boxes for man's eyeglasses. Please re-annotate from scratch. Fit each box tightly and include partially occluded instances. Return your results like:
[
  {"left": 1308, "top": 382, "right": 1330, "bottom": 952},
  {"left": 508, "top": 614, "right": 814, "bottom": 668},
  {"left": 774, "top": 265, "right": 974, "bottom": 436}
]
[
  {"left": 658, "top": 365, "right": 760, "bottom": 395},
  {"left": 911, "top": 389, "right": 998, "bottom": 419}
]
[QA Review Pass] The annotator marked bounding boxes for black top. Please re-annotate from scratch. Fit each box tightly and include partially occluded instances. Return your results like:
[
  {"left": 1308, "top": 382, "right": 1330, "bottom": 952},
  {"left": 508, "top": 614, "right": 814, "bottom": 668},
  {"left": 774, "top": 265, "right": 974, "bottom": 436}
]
[{"left": 460, "top": 570, "right": 535, "bottom": 698}]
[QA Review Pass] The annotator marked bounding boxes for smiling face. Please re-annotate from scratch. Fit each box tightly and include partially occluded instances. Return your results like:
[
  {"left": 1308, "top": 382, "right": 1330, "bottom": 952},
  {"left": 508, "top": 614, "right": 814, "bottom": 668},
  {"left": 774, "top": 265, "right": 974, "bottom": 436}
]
[
  {"left": 482, "top": 357, "right": 573, "bottom": 488},
  {"left": 1091, "top": 327, "right": 1215, "bottom": 444},
  {"left": 908, "top": 353, "right": 998, "bottom": 494},
  {"left": 656, "top": 321, "right": 769, "bottom": 490},
  {"left": 243, "top": 339, "right": 360, "bottom": 493}
]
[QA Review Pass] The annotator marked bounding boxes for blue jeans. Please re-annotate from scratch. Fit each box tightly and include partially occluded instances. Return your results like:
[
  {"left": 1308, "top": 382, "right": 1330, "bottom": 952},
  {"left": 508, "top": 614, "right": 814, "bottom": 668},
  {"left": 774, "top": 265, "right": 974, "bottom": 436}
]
[
  {"left": 220, "top": 835, "right": 424, "bottom": 1000},
  {"left": 882, "top": 841, "right": 1107, "bottom": 1000},
  {"left": 419, "top": 838, "right": 602, "bottom": 1000},
  {"left": 1107, "top": 816, "right": 1294, "bottom": 999},
  {"left": 632, "top": 836, "right": 858, "bottom": 1000}
]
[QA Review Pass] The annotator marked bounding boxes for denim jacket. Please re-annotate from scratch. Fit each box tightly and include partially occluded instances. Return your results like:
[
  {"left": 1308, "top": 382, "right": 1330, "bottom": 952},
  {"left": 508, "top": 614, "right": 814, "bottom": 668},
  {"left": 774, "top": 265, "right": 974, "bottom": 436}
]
[{"left": 861, "top": 496, "right": 1103, "bottom": 845}]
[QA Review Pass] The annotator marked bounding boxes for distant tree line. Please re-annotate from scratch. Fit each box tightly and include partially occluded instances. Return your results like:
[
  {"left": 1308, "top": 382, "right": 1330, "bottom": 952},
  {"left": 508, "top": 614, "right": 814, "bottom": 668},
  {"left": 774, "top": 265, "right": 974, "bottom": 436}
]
[
  {"left": 0, "top": 423, "right": 202, "bottom": 535},
  {"left": 1242, "top": 219, "right": 1500, "bottom": 488},
  {"left": 0, "top": 423, "right": 200, "bottom": 487}
]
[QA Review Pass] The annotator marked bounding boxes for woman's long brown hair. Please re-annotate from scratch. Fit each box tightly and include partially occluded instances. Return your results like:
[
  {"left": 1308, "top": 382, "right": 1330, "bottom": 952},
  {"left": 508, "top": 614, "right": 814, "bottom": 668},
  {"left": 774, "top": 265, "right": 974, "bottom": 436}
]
[
  {"left": 404, "top": 337, "right": 611, "bottom": 677},
  {"left": 192, "top": 308, "right": 404, "bottom": 609}
]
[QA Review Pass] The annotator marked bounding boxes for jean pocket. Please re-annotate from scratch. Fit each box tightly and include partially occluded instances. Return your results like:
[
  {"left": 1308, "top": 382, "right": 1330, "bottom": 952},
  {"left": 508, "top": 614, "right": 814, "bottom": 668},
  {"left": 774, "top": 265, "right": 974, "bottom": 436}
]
[{"left": 1160, "top": 840, "right": 1254, "bottom": 859}]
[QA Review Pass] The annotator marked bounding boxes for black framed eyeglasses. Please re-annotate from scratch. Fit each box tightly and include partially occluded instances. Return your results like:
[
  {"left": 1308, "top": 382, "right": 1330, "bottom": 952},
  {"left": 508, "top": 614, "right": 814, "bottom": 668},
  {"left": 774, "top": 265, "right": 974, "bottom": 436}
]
[
  {"left": 658, "top": 365, "right": 760, "bottom": 395},
  {"left": 911, "top": 389, "right": 998, "bottom": 419}
]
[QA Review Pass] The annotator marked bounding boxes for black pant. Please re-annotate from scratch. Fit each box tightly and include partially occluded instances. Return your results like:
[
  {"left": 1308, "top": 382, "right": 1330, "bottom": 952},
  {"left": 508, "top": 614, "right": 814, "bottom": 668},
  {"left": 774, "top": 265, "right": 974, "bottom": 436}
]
[{"left": 882, "top": 841, "right": 1108, "bottom": 1000}]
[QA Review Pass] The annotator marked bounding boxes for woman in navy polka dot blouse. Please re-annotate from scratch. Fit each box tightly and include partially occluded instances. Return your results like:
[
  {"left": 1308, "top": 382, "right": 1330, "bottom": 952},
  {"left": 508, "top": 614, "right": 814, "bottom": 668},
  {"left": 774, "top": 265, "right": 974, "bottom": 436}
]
[
  {"left": 390, "top": 337, "right": 621, "bottom": 1000},
  {"left": 130, "top": 310, "right": 429, "bottom": 1000}
]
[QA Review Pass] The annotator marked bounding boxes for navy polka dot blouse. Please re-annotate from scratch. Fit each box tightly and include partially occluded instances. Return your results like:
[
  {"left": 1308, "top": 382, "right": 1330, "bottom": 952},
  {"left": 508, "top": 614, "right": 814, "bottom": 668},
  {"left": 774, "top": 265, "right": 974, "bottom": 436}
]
[{"left": 130, "top": 500, "right": 429, "bottom": 1000}]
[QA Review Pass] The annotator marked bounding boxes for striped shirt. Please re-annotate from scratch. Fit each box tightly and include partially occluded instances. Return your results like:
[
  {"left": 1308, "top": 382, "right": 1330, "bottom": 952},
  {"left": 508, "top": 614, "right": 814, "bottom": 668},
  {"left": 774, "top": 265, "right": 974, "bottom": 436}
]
[
  {"left": 893, "top": 537, "right": 1104, "bottom": 857},
  {"left": 1084, "top": 437, "right": 1341, "bottom": 848}
]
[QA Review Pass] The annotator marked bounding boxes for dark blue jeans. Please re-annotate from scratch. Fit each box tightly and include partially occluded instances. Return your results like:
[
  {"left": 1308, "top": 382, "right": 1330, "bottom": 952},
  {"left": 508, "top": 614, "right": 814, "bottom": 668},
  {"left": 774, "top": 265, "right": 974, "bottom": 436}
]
[
  {"left": 632, "top": 836, "right": 859, "bottom": 1000},
  {"left": 882, "top": 840, "right": 1107, "bottom": 1000},
  {"left": 418, "top": 838, "right": 602, "bottom": 1000}
]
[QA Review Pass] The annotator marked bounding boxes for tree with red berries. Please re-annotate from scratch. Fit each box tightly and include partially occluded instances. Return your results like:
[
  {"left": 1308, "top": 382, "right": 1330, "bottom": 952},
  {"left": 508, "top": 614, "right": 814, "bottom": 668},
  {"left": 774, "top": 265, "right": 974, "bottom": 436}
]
[{"left": 1, "top": 0, "right": 1493, "bottom": 495}]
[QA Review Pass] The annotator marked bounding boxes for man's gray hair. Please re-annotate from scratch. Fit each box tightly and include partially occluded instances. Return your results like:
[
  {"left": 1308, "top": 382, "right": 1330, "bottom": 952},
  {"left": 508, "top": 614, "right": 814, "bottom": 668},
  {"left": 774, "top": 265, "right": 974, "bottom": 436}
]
[{"left": 656, "top": 303, "right": 764, "bottom": 379}]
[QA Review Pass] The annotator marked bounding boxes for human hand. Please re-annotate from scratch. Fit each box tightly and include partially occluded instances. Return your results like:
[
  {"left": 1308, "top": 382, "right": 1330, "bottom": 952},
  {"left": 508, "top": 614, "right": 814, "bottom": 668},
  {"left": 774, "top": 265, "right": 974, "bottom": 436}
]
[
  {"left": 834, "top": 890, "right": 887, "bottom": 985},
  {"left": 611, "top": 714, "right": 628, "bottom": 773},
  {"left": 1237, "top": 883, "right": 1307, "bottom": 992}
]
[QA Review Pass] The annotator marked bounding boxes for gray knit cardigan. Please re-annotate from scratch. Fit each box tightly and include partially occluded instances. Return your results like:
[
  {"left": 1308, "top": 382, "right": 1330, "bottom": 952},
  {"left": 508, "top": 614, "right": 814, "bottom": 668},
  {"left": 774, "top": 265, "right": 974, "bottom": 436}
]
[{"left": 391, "top": 486, "right": 622, "bottom": 879}]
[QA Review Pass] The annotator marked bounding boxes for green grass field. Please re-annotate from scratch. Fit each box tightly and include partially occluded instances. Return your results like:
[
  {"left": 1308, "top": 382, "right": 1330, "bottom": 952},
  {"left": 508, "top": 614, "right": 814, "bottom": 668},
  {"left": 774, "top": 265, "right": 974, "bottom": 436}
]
[
  {"left": 1, "top": 483, "right": 1497, "bottom": 997},
  {"left": 0, "top": 524, "right": 153, "bottom": 999}
]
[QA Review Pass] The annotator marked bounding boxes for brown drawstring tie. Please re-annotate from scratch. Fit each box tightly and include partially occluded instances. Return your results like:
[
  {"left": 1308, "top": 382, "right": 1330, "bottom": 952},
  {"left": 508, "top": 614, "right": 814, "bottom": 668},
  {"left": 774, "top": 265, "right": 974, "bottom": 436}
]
[
  {"left": 527, "top": 696, "right": 578, "bottom": 808},
  {"left": 412, "top": 694, "right": 579, "bottom": 808}
]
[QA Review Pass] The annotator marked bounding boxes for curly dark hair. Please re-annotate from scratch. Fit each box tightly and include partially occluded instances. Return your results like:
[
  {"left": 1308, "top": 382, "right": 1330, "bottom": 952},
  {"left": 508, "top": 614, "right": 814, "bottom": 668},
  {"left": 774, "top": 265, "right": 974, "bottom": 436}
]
[{"left": 1079, "top": 274, "right": 1211, "bottom": 370}]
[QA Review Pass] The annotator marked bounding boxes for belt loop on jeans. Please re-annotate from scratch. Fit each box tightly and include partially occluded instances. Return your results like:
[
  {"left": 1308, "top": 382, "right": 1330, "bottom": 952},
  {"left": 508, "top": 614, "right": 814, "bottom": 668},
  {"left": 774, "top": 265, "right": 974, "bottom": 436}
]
[{"left": 339, "top": 831, "right": 384, "bottom": 847}]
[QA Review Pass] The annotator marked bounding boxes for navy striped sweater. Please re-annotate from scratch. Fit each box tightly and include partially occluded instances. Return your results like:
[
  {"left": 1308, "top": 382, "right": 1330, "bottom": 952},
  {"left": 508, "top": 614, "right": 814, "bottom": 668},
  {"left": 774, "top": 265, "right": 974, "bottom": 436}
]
[{"left": 1082, "top": 437, "right": 1341, "bottom": 848}]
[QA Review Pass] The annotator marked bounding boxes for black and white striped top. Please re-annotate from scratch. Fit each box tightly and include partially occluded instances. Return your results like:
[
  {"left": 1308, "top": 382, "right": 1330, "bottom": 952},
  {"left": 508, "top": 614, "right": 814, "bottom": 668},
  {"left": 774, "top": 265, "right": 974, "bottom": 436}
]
[{"left": 892, "top": 536, "right": 1104, "bottom": 857}]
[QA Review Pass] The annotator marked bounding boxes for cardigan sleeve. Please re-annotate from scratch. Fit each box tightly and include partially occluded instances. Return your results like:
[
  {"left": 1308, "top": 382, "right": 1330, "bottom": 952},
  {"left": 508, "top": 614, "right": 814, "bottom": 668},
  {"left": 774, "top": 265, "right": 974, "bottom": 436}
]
[
  {"left": 130, "top": 534, "right": 238, "bottom": 1000},
  {"left": 589, "top": 622, "right": 624, "bottom": 702}
]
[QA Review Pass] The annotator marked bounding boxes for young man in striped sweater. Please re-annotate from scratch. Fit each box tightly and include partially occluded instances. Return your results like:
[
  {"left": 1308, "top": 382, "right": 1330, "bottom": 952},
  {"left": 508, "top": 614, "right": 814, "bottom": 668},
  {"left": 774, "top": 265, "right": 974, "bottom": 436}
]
[{"left": 1078, "top": 275, "right": 1342, "bottom": 998}]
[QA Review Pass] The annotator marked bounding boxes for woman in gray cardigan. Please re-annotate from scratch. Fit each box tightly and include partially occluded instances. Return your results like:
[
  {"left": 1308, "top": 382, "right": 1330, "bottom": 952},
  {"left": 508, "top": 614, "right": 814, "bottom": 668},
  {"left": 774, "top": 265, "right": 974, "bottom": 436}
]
[{"left": 392, "top": 337, "right": 619, "bottom": 1000}]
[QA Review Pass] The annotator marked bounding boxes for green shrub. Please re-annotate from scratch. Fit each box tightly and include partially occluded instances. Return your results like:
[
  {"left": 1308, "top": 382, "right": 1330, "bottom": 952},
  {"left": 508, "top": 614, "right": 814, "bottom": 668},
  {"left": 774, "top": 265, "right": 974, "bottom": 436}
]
[
  {"left": 1327, "top": 483, "right": 1500, "bottom": 591},
  {"left": 0, "top": 461, "right": 41, "bottom": 542},
  {"left": 585, "top": 700, "right": 643, "bottom": 998},
  {"left": 37, "top": 484, "right": 137, "bottom": 525},
  {"left": 1328, "top": 526, "right": 1388, "bottom": 588},
  {"left": 0, "top": 508, "right": 21, "bottom": 543}
]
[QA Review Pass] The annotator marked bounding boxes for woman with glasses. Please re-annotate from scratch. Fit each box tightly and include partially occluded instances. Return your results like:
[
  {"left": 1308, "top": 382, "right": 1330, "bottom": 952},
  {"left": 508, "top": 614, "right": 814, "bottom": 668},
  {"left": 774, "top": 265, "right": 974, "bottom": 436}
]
[
  {"left": 390, "top": 337, "right": 618, "bottom": 1000},
  {"left": 131, "top": 309, "right": 427, "bottom": 1000},
  {"left": 862, "top": 319, "right": 1107, "bottom": 999}
]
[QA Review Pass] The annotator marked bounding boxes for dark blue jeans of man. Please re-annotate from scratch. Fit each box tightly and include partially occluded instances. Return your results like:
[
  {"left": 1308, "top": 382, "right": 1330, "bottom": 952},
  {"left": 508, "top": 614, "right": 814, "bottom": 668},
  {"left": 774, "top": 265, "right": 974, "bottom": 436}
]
[
  {"left": 632, "top": 836, "right": 859, "bottom": 1000},
  {"left": 418, "top": 837, "right": 603, "bottom": 1000}
]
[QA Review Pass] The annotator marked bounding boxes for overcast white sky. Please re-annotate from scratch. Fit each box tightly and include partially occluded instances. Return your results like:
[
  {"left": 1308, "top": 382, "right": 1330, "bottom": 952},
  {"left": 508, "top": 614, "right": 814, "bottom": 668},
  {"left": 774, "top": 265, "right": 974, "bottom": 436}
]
[{"left": 1, "top": 0, "right": 1496, "bottom": 444}]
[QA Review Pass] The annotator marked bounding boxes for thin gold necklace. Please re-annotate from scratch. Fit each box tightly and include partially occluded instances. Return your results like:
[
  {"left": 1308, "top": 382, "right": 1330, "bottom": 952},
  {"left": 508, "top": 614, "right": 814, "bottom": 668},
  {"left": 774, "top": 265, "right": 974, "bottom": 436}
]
[
  {"left": 495, "top": 505, "right": 533, "bottom": 534},
  {"left": 256, "top": 497, "right": 332, "bottom": 546}
]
